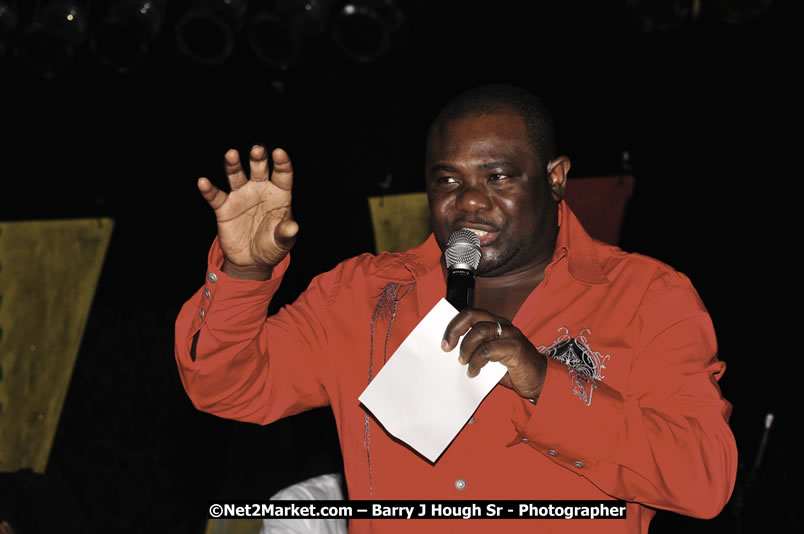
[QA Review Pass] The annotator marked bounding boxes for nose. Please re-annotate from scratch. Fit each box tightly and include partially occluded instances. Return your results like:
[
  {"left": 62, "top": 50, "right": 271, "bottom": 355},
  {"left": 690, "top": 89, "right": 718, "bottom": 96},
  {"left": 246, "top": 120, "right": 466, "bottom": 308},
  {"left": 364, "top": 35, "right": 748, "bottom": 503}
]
[{"left": 456, "top": 181, "right": 492, "bottom": 212}]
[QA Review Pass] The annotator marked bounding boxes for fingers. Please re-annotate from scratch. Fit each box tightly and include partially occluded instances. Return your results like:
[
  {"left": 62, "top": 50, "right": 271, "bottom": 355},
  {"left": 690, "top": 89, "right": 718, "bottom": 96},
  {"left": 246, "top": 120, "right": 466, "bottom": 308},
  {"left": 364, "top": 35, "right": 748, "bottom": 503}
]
[
  {"left": 198, "top": 177, "right": 228, "bottom": 210},
  {"left": 442, "top": 310, "right": 502, "bottom": 375},
  {"left": 456, "top": 321, "right": 507, "bottom": 366},
  {"left": 465, "top": 337, "right": 517, "bottom": 378},
  {"left": 441, "top": 309, "right": 514, "bottom": 377},
  {"left": 441, "top": 308, "right": 546, "bottom": 398},
  {"left": 249, "top": 144, "right": 270, "bottom": 182},
  {"left": 442, "top": 309, "right": 503, "bottom": 352},
  {"left": 270, "top": 148, "right": 293, "bottom": 191},
  {"left": 222, "top": 146, "right": 292, "bottom": 190},
  {"left": 454, "top": 319, "right": 509, "bottom": 378},
  {"left": 224, "top": 149, "right": 248, "bottom": 190}
]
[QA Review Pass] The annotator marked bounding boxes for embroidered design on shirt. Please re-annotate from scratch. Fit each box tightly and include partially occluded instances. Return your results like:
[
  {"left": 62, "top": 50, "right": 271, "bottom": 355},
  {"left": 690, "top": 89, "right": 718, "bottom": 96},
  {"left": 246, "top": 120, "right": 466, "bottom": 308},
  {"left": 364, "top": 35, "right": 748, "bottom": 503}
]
[
  {"left": 537, "top": 327, "right": 610, "bottom": 406},
  {"left": 365, "top": 281, "right": 415, "bottom": 498}
]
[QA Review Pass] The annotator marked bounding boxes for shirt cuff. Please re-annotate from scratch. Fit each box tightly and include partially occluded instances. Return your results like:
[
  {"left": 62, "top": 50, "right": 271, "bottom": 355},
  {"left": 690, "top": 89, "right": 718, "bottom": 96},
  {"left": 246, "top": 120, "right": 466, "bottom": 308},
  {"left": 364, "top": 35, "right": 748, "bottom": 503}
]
[
  {"left": 184, "top": 237, "right": 291, "bottom": 356},
  {"left": 510, "top": 356, "right": 622, "bottom": 473}
]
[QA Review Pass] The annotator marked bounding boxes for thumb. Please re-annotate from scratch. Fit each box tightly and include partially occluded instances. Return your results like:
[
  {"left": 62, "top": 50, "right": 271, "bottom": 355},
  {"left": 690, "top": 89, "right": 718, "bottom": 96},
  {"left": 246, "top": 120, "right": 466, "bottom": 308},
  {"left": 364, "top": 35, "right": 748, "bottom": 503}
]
[
  {"left": 275, "top": 219, "right": 299, "bottom": 252},
  {"left": 251, "top": 218, "right": 298, "bottom": 267}
]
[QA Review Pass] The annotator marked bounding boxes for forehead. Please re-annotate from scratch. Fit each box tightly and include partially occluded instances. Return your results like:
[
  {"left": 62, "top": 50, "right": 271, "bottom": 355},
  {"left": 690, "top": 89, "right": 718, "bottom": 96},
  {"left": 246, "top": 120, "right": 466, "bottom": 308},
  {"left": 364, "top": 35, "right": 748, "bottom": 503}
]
[{"left": 427, "top": 111, "right": 538, "bottom": 164}]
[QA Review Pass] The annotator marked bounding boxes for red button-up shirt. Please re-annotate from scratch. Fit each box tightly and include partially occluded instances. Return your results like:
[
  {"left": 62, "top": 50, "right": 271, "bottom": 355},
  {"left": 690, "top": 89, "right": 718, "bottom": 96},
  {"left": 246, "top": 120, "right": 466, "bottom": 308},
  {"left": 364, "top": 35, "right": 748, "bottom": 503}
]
[{"left": 175, "top": 201, "right": 737, "bottom": 533}]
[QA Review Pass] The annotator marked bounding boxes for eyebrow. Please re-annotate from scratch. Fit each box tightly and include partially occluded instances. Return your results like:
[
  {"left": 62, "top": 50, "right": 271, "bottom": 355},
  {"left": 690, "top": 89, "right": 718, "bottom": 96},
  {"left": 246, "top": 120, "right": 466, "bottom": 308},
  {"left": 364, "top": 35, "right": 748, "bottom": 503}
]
[
  {"left": 430, "top": 163, "right": 459, "bottom": 174},
  {"left": 429, "top": 160, "right": 517, "bottom": 173},
  {"left": 478, "top": 160, "right": 516, "bottom": 170}
]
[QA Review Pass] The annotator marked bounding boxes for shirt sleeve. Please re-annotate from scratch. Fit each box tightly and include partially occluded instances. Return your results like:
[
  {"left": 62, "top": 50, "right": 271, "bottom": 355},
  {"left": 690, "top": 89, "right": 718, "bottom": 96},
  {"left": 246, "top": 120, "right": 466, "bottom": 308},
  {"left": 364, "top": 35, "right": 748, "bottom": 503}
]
[
  {"left": 510, "top": 270, "right": 738, "bottom": 519},
  {"left": 174, "top": 238, "right": 333, "bottom": 425}
]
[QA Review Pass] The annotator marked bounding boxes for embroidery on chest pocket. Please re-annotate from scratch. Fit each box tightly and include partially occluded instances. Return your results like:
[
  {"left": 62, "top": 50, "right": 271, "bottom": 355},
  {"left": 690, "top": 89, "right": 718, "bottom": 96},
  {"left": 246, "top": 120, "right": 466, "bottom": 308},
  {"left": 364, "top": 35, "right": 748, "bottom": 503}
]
[{"left": 537, "top": 327, "right": 611, "bottom": 406}]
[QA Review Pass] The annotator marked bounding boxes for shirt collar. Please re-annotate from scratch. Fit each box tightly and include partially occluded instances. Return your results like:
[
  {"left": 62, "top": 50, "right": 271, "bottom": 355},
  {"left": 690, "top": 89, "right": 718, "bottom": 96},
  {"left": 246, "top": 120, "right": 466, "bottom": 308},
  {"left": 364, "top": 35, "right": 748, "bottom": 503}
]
[
  {"left": 551, "top": 200, "right": 611, "bottom": 285},
  {"left": 404, "top": 234, "right": 446, "bottom": 316}
]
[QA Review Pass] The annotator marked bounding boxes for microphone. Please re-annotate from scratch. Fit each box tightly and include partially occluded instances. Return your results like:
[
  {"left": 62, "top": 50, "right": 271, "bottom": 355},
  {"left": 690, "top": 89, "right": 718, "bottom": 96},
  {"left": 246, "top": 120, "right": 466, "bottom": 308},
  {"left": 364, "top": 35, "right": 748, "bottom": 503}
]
[{"left": 445, "top": 229, "right": 482, "bottom": 311}]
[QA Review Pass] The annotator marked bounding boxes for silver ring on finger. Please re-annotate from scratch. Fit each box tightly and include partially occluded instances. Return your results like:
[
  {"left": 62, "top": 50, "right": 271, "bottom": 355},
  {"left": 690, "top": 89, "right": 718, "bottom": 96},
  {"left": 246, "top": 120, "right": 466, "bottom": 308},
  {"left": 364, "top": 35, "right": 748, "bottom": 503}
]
[{"left": 495, "top": 321, "right": 503, "bottom": 339}]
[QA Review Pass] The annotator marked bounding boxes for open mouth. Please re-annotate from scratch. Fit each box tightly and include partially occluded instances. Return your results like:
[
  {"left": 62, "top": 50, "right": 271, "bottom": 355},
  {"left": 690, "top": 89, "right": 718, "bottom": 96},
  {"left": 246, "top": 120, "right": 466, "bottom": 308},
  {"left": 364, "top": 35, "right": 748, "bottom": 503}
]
[{"left": 462, "top": 227, "right": 500, "bottom": 246}]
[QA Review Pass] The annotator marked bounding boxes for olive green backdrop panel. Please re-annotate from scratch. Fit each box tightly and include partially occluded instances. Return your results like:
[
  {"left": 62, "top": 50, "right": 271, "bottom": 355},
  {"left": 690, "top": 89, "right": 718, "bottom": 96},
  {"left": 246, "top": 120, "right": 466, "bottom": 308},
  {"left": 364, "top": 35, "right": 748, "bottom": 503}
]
[
  {"left": 0, "top": 218, "right": 113, "bottom": 472},
  {"left": 368, "top": 192, "right": 431, "bottom": 253}
]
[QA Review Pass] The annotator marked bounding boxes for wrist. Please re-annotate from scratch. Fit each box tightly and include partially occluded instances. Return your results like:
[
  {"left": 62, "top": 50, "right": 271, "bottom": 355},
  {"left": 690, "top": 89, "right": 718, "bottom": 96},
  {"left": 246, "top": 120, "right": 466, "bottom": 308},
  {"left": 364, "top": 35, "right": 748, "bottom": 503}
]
[
  {"left": 221, "top": 259, "right": 274, "bottom": 281},
  {"left": 522, "top": 350, "right": 547, "bottom": 403}
]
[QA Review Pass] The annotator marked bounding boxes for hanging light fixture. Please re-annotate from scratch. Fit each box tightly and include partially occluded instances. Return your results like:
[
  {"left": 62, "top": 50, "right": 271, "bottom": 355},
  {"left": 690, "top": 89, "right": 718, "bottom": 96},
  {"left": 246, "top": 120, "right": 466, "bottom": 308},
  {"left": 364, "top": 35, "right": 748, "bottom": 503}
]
[
  {"left": 90, "top": 0, "right": 165, "bottom": 74},
  {"left": 247, "top": 0, "right": 331, "bottom": 70},
  {"left": 14, "top": 1, "right": 88, "bottom": 79},
  {"left": 175, "top": 0, "right": 247, "bottom": 65},
  {"left": 330, "top": 0, "right": 403, "bottom": 63}
]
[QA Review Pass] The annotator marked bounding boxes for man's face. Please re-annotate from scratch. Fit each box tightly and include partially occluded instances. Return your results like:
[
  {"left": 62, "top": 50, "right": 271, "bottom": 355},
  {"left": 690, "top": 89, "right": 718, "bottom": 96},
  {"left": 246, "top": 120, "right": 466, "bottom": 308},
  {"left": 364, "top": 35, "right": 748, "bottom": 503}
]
[{"left": 426, "top": 111, "right": 560, "bottom": 277}]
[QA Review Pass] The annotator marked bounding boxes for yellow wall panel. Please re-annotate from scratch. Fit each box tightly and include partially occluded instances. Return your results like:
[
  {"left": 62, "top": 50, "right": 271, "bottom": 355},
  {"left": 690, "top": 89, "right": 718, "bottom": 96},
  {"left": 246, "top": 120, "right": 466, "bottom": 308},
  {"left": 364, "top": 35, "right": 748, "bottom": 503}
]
[
  {"left": 0, "top": 218, "right": 113, "bottom": 472},
  {"left": 367, "top": 193, "right": 431, "bottom": 253}
]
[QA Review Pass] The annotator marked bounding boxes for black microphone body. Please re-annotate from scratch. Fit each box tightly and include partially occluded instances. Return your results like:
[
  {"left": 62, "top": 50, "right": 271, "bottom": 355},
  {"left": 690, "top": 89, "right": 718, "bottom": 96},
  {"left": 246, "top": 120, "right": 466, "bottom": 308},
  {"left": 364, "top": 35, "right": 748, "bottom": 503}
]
[
  {"left": 446, "top": 268, "right": 475, "bottom": 311},
  {"left": 444, "top": 229, "right": 482, "bottom": 311}
]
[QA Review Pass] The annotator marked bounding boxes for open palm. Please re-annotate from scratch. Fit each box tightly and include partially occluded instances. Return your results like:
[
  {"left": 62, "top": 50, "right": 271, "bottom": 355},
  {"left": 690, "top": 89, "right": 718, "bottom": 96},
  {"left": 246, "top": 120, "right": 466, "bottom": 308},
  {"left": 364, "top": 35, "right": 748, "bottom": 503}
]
[{"left": 198, "top": 146, "right": 298, "bottom": 274}]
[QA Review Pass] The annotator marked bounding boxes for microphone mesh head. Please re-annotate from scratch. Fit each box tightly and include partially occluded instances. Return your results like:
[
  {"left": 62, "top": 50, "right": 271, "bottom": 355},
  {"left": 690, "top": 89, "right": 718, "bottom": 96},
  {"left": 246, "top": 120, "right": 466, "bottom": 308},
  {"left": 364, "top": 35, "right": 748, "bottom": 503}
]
[{"left": 445, "top": 229, "right": 482, "bottom": 272}]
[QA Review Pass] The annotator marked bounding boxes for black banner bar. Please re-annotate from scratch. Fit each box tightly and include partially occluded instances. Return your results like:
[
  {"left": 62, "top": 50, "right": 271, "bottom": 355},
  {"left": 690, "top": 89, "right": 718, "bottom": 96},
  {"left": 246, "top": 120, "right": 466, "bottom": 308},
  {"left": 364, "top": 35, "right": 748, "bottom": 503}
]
[{"left": 207, "top": 500, "right": 627, "bottom": 520}]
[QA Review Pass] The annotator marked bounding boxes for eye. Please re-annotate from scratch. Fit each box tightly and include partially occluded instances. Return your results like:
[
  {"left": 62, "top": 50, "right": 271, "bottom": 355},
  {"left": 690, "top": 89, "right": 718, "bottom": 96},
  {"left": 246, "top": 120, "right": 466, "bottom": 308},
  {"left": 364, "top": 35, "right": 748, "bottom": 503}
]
[
  {"left": 489, "top": 173, "right": 508, "bottom": 181},
  {"left": 437, "top": 176, "right": 457, "bottom": 185}
]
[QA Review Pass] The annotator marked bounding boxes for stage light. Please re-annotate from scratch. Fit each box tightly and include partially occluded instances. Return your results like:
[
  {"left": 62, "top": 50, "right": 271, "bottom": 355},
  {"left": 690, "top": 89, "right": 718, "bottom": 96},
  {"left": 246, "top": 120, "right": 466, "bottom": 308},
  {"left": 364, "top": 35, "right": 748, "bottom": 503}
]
[
  {"left": 247, "top": 12, "right": 300, "bottom": 69},
  {"left": 247, "top": 0, "right": 331, "bottom": 70},
  {"left": 175, "top": 0, "right": 247, "bottom": 65},
  {"left": 90, "top": 0, "right": 165, "bottom": 74},
  {"left": 14, "top": 1, "right": 88, "bottom": 79},
  {"left": 330, "top": 0, "right": 403, "bottom": 63}
]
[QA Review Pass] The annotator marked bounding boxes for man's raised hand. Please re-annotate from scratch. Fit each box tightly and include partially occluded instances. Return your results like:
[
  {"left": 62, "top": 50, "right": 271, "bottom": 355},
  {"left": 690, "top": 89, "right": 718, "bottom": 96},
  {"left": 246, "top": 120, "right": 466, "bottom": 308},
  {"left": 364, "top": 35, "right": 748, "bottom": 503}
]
[{"left": 198, "top": 145, "right": 297, "bottom": 280}]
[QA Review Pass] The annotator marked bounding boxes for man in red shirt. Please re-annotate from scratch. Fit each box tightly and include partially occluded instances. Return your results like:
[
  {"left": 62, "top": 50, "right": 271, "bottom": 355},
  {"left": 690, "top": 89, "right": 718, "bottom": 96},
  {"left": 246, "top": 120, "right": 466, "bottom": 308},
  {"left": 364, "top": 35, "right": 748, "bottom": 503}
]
[{"left": 175, "top": 85, "right": 737, "bottom": 533}]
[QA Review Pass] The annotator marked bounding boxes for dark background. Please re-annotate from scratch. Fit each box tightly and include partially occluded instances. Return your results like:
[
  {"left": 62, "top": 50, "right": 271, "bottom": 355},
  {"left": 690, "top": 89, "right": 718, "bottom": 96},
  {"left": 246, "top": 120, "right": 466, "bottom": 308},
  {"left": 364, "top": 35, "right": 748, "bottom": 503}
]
[{"left": 0, "top": 0, "right": 799, "bottom": 532}]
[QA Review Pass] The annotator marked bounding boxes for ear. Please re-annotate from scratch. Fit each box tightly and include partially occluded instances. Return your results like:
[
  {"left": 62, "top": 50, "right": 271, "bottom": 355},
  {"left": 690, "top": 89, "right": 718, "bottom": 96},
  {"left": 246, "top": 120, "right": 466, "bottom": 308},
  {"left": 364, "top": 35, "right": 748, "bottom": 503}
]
[{"left": 546, "top": 156, "right": 571, "bottom": 201}]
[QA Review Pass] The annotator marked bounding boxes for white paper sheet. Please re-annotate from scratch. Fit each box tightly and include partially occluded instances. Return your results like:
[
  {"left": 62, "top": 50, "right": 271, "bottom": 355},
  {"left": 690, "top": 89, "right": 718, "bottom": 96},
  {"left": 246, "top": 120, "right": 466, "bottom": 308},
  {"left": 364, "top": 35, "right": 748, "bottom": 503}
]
[{"left": 358, "top": 298, "right": 507, "bottom": 462}]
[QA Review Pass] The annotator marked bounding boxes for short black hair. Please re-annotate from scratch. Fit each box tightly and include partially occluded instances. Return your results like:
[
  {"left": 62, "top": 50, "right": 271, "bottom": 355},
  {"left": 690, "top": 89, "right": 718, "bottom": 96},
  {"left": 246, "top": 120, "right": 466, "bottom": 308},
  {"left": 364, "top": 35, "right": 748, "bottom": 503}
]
[{"left": 427, "top": 84, "right": 558, "bottom": 167}]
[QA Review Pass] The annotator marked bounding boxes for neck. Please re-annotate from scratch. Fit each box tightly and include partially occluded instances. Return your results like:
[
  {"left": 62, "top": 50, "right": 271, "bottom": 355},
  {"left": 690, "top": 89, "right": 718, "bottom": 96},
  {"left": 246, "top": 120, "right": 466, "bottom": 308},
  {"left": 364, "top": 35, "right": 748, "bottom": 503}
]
[
  {"left": 440, "top": 253, "right": 553, "bottom": 321},
  {"left": 476, "top": 257, "right": 550, "bottom": 290},
  {"left": 475, "top": 261, "right": 550, "bottom": 321}
]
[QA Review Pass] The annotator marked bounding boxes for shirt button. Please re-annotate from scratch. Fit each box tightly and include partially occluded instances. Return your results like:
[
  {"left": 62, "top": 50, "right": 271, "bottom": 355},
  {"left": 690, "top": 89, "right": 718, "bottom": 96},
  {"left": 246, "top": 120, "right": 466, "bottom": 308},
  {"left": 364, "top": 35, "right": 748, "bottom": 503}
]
[
  {"left": 208, "top": 273, "right": 217, "bottom": 283},
  {"left": 468, "top": 416, "right": 475, "bottom": 424},
  {"left": 200, "top": 308, "right": 205, "bottom": 319},
  {"left": 455, "top": 479, "right": 466, "bottom": 490},
  {"left": 520, "top": 437, "right": 529, "bottom": 443},
  {"left": 572, "top": 461, "right": 585, "bottom": 469},
  {"left": 204, "top": 288, "right": 211, "bottom": 299},
  {"left": 547, "top": 449, "right": 559, "bottom": 457}
]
